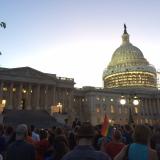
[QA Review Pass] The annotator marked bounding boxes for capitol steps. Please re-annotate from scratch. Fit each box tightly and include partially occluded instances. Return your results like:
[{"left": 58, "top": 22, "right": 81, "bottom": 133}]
[{"left": 3, "top": 109, "right": 63, "bottom": 128}]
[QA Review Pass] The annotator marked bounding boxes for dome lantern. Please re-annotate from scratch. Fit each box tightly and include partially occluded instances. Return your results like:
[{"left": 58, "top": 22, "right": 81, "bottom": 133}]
[{"left": 122, "top": 24, "right": 130, "bottom": 45}]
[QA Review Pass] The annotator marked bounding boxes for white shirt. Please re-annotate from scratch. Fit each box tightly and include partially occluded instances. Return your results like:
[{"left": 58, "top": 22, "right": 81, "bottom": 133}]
[{"left": 31, "top": 131, "right": 40, "bottom": 141}]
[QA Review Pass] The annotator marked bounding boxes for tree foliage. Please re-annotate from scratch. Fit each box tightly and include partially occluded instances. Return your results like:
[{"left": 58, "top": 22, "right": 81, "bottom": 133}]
[
  {"left": 0, "top": 22, "right": 6, "bottom": 55},
  {"left": 0, "top": 22, "right": 6, "bottom": 29}
]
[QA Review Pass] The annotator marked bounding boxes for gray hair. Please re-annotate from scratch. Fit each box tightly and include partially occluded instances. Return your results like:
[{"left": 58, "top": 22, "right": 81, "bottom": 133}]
[{"left": 16, "top": 124, "right": 28, "bottom": 139}]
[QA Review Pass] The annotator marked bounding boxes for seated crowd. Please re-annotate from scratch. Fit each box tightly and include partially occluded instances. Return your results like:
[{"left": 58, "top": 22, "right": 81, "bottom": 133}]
[{"left": 0, "top": 120, "right": 160, "bottom": 160}]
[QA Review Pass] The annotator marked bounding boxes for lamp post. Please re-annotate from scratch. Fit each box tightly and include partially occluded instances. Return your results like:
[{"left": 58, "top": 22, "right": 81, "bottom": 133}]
[{"left": 119, "top": 96, "right": 140, "bottom": 124}]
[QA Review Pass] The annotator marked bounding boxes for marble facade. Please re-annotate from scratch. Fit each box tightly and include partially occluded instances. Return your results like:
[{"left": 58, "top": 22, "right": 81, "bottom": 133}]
[
  {"left": 0, "top": 67, "right": 75, "bottom": 120},
  {"left": 73, "top": 87, "right": 160, "bottom": 126},
  {"left": 1, "top": 67, "right": 160, "bottom": 126}
]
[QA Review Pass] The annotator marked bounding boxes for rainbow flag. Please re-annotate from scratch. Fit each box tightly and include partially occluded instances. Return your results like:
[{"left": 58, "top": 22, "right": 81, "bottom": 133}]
[{"left": 101, "top": 114, "right": 110, "bottom": 137}]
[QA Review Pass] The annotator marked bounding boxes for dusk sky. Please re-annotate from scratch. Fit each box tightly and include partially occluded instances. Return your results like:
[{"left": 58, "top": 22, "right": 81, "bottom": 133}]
[{"left": 1, "top": 0, "right": 160, "bottom": 87}]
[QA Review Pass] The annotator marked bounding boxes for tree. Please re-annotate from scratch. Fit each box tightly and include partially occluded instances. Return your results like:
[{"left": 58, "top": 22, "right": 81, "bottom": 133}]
[
  {"left": 0, "top": 22, "right": 6, "bottom": 55},
  {"left": 0, "top": 22, "right": 6, "bottom": 29}
]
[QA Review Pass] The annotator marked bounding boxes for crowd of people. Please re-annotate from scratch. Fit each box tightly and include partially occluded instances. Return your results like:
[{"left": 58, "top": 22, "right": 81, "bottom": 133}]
[{"left": 0, "top": 119, "right": 160, "bottom": 160}]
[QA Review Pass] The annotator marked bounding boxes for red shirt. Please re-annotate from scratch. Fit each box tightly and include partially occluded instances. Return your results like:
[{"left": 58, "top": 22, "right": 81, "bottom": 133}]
[
  {"left": 104, "top": 141, "right": 125, "bottom": 159},
  {"left": 35, "top": 139, "right": 49, "bottom": 160},
  {"left": 26, "top": 136, "right": 35, "bottom": 145}
]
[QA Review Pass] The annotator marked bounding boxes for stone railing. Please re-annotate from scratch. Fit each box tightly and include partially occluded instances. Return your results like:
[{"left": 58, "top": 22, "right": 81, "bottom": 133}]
[{"left": 56, "top": 76, "right": 74, "bottom": 82}]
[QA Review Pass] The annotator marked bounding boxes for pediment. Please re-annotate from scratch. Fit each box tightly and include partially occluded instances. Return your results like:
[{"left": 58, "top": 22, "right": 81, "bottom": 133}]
[{"left": 0, "top": 67, "right": 56, "bottom": 81}]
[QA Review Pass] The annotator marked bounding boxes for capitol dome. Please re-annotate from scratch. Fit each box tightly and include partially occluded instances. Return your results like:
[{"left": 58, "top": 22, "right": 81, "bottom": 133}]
[{"left": 103, "top": 25, "right": 157, "bottom": 89}]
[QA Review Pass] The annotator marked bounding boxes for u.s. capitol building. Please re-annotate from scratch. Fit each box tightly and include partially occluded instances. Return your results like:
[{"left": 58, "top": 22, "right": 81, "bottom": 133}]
[{"left": 0, "top": 26, "right": 160, "bottom": 126}]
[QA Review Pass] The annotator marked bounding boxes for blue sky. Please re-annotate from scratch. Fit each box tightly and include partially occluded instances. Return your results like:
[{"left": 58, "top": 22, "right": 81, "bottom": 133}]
[{"left": 1, "top": 0, "right": 160, "bottom": 87}]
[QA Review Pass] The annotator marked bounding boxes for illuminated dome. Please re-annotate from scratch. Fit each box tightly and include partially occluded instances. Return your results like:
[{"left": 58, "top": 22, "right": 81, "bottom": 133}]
[{"left": 103, "top": 25, "right": 157, "bottom": 89}]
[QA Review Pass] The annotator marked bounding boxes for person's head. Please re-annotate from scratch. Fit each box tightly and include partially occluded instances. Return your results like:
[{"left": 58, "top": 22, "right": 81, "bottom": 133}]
[
  {"left": 74, "top": 125, "right": 80, "bottom": 134},
  {"left": 27, "top": 127, "right": 32, "bottom": 136},
  {"left": 39, "top": 129, "right": 48, "bottom": 140},
  {"left": 124, "top": 125, "right": 132, "bottom": 132},
  {"left": 48, "top": 131, "right": 55, "bottom": 145},
  {"left": 53, "top": 135, "right": 69, "bottom": 160},
  {"left": 30, "top": 124, "right": 36, "bottom": 132},
  {"left": 5, "top": 125, "right": 14, "bottom": 136},
  {"left": 16, "top": 124, "right": 28, "bottom": 140},
  {"left": 77, "top": 122, "right": 95, "bottom": 144},
  {"left": 0, "top": 124, "right": 4, "bottom": 136},
  {"left": 55, "top": 127, "right": 64, "bottom": 136},
  {"left": 154, "top": 128, "right": 160, "bottom": 134},
  {"left": 112, "top": 130, "right": 122, "bottom": 142},
  {"left": 133, "top": 125, "right": 151, "bottom": 145},
  {"left": 52, "top": 126, "right": 56, "bottom": 132}
]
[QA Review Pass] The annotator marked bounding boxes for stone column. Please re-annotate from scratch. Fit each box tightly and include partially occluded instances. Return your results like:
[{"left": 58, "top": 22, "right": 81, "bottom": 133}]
[
  {"left": 68, "top": 90, "right": 74, "bottom": 122},
  {"left": 56, "top": 88, "right": 59, "bottom": 104},
  {"left": 141, "top": 98, "right": 145, "bottom": 115},
  {"left": 26, "top": 84, "right": 32, "bottom": 110},
  {"left": 149, "top": 99, "right": 153, "bottom": 116},
  {"left": 31, "top": 86, "right": 37, "bottom": 110},
  {"left": 62, "top": 89, "right": 65, "bottom": 113},
  {"left": 0, "top": 82, "right": 4, "bottom": 102},
  {"left": 157, "top": 98, "right": 160, "bottom": 115},
  {"left": 52, "top": 86, "right": 56, "bottom": 106},
  {"left": 8, "top": 83, "right": 13, "bottom": 109},
  {"left": 152, "top": 99, "right": 156, "bottom": 115},
  {"left": 17, "top": 83, "right": 23, "bottom": 110},
  {"left": 44, "top": 85, "right": 48, "bottom": 110},
  {"left": 36, "top": 85, "right": 40, "bottom": 110},
  {"left": 144, "top": 98, "right": 148, "bottom": 115}
]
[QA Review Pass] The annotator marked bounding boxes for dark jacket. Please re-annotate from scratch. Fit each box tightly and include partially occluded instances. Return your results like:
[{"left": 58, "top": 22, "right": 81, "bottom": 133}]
[
  {"left": 6, "top": 140, "right": 35, "bottom": 160},
  {"left": 62, "top": 145, "right": 111, "bottom": 160},
  {"left": 0, "top": 136, "right": 5, "bottom": 154}
]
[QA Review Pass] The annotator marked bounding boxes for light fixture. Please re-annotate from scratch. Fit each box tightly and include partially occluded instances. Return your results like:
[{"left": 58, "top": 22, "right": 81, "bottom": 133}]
[
  {"left": 120, "top": 98, "right": 126, "bottom": 105},
  {"left": 134, "top": 107, "right": 138, "bottom": 113},
  {"left": 110, "top": 98, "right": 114, "bottom": 102},
  {"left": 0, "top": 99, "right": 6, "bottom": 113},
  {"left": 109, "top": 119, "right": 112, "bottom": 123},
  {"left": 13, "top": 88, "right": 16, "bottom": 92},
  {"left": 57, "top": 102, "right": 62, "bottom": 113},
  {"left": 96, "top": 108, "right": 100, "bottom": 113},
  {"left": 2, "top": 99, "right": 6, "bottom": 105},
  {"left": 133, "top": 99, "right": 139, "bottom": 106},
  {"left": 96, "top": 97, "right": 100, "bottom": 101},
  {"left": 3, "top": 87, "right": 7, "bottom": 91},
  {"left": 22, "top": 89, "right": 26, "bottom": 93}
]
